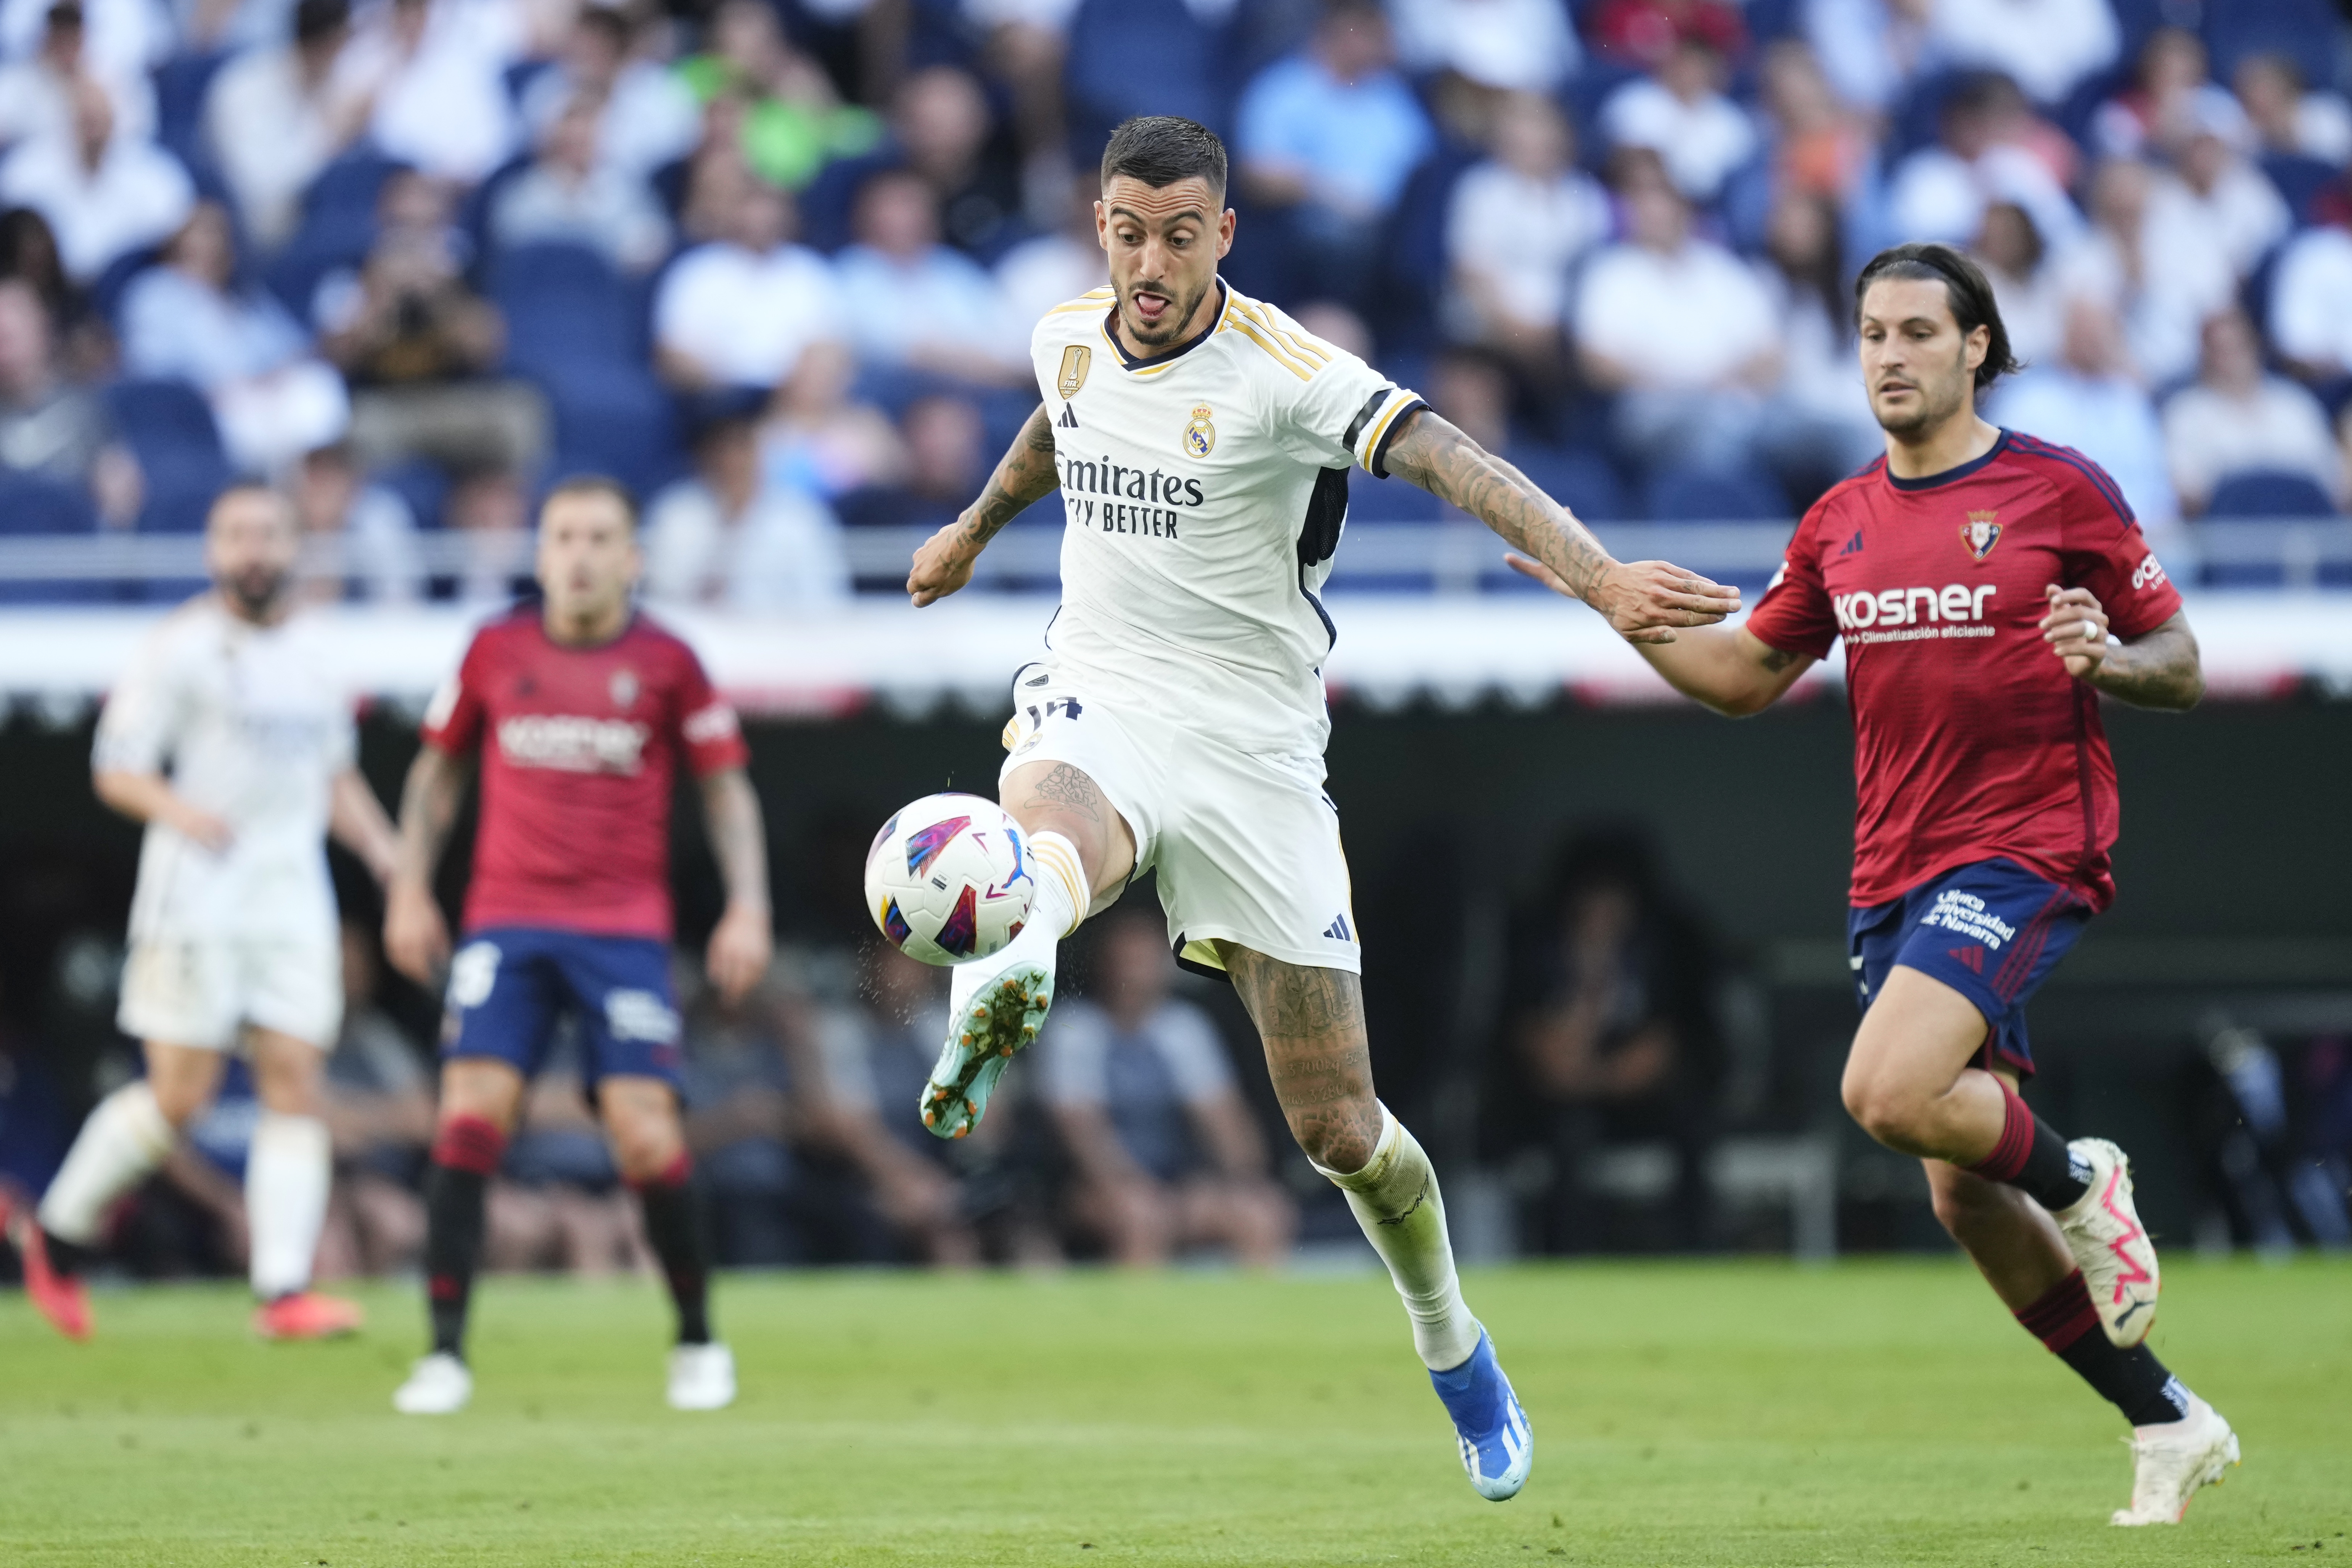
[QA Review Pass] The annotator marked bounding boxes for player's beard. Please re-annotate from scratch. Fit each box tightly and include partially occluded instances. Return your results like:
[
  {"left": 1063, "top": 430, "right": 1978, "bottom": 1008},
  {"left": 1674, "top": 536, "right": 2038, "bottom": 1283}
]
[
  {"left": 1873, "top": 350, "right": 1970, "bottom": 441},
  {"left": 1122, "top": 276, "right": 1209, "bottom": 348},
  {"left": 222, "top": 564, "right": 289, "bottom": 621}
]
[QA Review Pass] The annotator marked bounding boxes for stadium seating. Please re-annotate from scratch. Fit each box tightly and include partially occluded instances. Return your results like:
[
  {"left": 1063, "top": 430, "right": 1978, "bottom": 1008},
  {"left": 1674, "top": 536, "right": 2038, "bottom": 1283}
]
[
  {"left": 2207, "top": 470, "right": 2339, "bottom": 520},
  {"left": 1644, "top": 466, "right": 1791, "bottom": 523},
  {"left": 491, "top": 243, "right": 682, "bottom": 498},
  {"left": 101, "top": 380, "right": 238, "bottom": 531},
  {"left": 1064, "top": 0, "right": 1229, "bottom": 162}
]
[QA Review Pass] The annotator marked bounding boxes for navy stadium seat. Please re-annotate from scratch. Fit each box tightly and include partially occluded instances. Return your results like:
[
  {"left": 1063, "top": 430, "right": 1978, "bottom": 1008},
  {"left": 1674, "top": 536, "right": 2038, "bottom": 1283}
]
[
  {"left": 1064, "top": 0, "right": 1227, "bottom": 164},
  {"left": 102, "top": 379, "right": 238, "bottom": 530},
  {"left": 492, "top": 242, "right": 681, "bottom": 495},
  {"left": 2204, "top": 0, "right": 2341, "bottom": 80},
  {"left": 153, "top": 50, "right": 229, "bottom": 175},
  {"left": 2206, "top": 469, "right": 2337, "bottom": 520},
  {"left": 1515, "top": 445, "right": 1634, "bottom": 525},
  {"left": 2259, "top": 153, "right": 2339, "bottom": 225},
  {"left": 0, "top": 470, "right": 97, "bottom": 534},
  {"left": 1644, "top": 465, "right": 1790, "bottom": 522}
]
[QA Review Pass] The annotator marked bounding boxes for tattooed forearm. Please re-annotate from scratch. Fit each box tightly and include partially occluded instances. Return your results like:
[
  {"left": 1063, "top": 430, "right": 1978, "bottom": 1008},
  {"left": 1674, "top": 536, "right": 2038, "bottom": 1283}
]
[
  {"left": 959, "top": 403, "right": 1062, "bottom": 547},
  {"left": 1382, "top": 408, "right": 1616, "bottom": 601},
  {"left": 2088, "top": 617, "right": 2204, "bottom": 711},
  {"left": 1758, "top": 644, "right": 1799, "bottom": 672},
  {"left": 1020, "top": 762, "right": 1102, "bottom": 822}
]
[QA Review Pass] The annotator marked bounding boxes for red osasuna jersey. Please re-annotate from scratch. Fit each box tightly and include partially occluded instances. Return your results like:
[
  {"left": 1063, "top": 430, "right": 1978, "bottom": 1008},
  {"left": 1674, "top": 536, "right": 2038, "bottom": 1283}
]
[
  {"left": 421, "top": 608, "right": 749, "bottom": 939},
  {"left": 1744, "top": 430, "right": 2184, "bottom": 913}
]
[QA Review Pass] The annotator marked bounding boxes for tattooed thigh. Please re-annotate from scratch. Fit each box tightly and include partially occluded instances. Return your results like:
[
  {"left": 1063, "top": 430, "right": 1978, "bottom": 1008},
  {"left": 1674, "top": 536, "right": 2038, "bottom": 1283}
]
[{"left": 1223, "top": 945, "right": 1381, "bottom": 1168}]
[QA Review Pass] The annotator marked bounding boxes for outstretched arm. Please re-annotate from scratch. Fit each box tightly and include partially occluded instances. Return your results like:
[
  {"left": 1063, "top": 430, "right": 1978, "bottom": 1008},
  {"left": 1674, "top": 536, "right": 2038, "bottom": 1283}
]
[
  {"left": 908, "top": 402, "right": 1060, "bottom": 607},
  {"left": 383, "top": 745, "right": 474, "bottom": 986},
  {"left": 328, "top": 767, "right": 399, "bottom": 884},
  {"left": 698, "top": 767, "right": 774, "bottom": 1002},
  {"left": 1505, "top": 555, "right": 1815, "bottom": 715},
  {"left": 1381, "top": 407, "right": 1741, "bottom": 643},
  {"left": 2042, "top": 590, "right": 2202, "bottom": 711}
]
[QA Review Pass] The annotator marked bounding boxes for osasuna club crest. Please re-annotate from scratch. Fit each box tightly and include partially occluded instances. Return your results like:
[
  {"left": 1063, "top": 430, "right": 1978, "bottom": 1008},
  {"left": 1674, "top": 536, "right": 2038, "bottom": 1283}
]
[{"left": 1960, "top": 509, "right": 2001, "bottom": 561}]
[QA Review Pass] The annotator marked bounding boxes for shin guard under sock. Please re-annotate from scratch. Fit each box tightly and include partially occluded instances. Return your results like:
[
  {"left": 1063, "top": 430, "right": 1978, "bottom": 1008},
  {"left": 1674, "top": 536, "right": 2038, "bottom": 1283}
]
[
  {"left": 1315, "top": 1103, "right": 1482, "bottom": 1372},
  {"left": 2014, "top": 1269, "right": 2190, "bottom": 1426},
  {"left": 630, "top": 1153, "right": 711, "bottom": 1345},
  {"left": 1967, "top": 1079, "right": 2090, "bottom": 1212},
  {"left": 423, "top": 1115, "right": 505, "bottom": 1359}
]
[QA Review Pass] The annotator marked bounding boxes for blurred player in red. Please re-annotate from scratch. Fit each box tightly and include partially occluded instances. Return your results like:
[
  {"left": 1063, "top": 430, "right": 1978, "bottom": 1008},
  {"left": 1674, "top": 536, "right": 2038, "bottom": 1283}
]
[
  {"left": 381, "top": 477, "right": 772, "bottom": 1415},
  {"left": 1513, "top": 243, "right": 2236, "bottom": 1526}
]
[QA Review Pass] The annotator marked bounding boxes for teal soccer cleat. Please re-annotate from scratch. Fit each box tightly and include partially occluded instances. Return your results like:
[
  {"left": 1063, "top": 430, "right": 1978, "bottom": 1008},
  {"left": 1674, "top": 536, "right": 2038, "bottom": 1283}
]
[{"left": 919, "top": 962, "right": 1053, "bottom": 1139}]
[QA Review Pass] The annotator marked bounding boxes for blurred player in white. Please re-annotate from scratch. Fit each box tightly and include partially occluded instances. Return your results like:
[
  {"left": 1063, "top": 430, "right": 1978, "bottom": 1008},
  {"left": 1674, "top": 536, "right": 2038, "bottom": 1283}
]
[
  {"left": 5, "top": 486, "right": 399, "bottom": 1341},
  {"left": 904, "top": 115, "right": 1740, "bottom": 1502}
]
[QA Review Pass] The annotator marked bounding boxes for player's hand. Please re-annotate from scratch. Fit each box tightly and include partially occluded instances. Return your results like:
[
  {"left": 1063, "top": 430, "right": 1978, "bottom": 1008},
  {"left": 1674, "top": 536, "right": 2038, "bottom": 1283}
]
[
  {"left": 908, "top": 519, "right": 980, "bottom": 607},
  {"left": 1504, "top": 554, "right": 1741, "bottom": 644},
  {"left": 705, "top": 899, "right": 772, "bottom": 1005},
  {"left": 383, "top": 878, "right": 451, "bottom": 989},
  {"left": 167, "top": 801, "right": 235, "bottom": 852},
  {"left": 2041, "top": 584, "right": 2111, "bottom": 679}
]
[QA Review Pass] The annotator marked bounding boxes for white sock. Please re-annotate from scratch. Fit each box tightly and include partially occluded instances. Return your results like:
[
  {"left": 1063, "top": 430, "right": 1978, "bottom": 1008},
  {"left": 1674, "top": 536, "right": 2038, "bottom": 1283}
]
[
  {"left": 37, "top": 1081, "right": 175, "bottom": 1246},
  {"left": 1316, "top": 1103, "right": 1483, "bottom": 1372},
  {"left": 949, "top": 828, "right": 1083, "bottom": 1016},
  {"left": 245, "top": 1112, "right": 332, "bottom": 1299}
]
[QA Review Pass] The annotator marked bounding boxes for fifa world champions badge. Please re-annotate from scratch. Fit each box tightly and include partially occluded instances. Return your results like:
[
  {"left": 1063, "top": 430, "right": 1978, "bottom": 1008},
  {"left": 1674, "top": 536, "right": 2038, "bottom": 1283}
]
[
  {"left": 1056, "top": 344, "right": 1091, "bottom": 400},
  {"left": 1183, "top": 404, "right": 1216, "bottom": 458},
  {"left": 1961, "top": 509, "right": 2002, "bottom": 561}
]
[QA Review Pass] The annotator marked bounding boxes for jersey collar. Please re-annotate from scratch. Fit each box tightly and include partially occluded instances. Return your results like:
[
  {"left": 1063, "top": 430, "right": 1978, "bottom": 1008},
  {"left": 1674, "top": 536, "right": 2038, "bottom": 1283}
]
[
  {"left": 1882, "top": 428, "right": 2011, "bottom": 491},
  {"left": 1101, "top": 280, "right": 1230, "bottom": 373}
]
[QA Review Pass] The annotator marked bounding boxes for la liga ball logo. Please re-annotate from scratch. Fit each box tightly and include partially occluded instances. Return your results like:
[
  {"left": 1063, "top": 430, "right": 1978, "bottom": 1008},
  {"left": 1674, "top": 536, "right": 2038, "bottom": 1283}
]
[{"left": 1960, "top": 509, "right": 2001, "bottom": 561}]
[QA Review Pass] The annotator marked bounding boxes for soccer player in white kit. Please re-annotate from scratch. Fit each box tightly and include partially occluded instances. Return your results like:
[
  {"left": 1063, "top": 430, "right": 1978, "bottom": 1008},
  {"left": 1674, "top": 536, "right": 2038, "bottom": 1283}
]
[
  {"left": 6, "top": 485, "right": 399, "bottom": 1341},
  {"left": 905, "top": 117, "right": 1741, "bottom": 1501}
]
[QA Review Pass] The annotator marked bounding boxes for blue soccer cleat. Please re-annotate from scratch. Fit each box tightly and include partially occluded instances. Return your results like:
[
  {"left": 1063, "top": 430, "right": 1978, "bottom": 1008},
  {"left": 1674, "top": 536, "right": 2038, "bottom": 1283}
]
[{"left": 1430, "top": 1330, "right": 1533, "bottom": 1501}]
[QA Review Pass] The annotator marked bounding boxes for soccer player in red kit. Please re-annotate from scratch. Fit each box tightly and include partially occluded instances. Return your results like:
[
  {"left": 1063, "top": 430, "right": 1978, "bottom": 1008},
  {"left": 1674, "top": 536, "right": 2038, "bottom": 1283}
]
[
  {"left": 1511, "top": 243, "right": 2237, "bottom": 1526},
  {"left": 381, "top": 476, "right": 774, "bottom": 1416}
]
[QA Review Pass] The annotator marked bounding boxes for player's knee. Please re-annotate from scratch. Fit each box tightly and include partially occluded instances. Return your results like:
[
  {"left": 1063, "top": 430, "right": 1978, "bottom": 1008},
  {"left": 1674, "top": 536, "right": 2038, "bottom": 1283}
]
[
  {"left": 1287, "top": 1103, "right": 1379, "bottom": 1174},
  {"left": 1840, "top": 1071, "right": 1926, "bottom": 1151},
  {"left": 147, "top": 1075, "right": 211, "bottom": 1127},
  {"left": 606, "top": 1109, "right": 684, "bottom": 1184}
]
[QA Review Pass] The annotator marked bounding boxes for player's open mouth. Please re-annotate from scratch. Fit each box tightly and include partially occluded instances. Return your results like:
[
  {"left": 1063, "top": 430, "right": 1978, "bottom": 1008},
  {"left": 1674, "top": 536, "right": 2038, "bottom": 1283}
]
[{"left": 1131, "top": 291, "right": 1173, "bottom": 325}]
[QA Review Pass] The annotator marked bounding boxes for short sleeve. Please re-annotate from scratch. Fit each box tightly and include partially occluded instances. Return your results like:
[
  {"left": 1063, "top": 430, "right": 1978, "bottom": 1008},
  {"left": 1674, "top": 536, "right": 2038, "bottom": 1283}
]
[
  {"left": 1037, "top": 1001, "right": 1110, "bottom": 1106},
  {"left": 91, "top": 623, "right": 183, "bottom": 776},
  {"left": 1742, "top": 504, "right": 1840, "bottom": 660},
  {"left": 2059, "top": 468, "right": 2183, "bottom": 640},
  {"left": 669, "top": 643, "right": 748, "bottom": 777},
  {"left": 419, "top": 632, "right": 491, "bottom": 757},
  {"left": 1246, "top": 300, "right": 1427, "bottom": 478},
  {"left": 1151, "top": 1001, "right": 1234, "bottom": 1105}
]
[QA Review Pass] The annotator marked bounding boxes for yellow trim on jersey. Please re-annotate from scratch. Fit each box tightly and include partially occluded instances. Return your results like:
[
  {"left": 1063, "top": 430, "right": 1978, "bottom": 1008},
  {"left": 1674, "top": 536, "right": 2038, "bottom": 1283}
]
[
  {"left": 1219, "top": 315, "right": 1316, "bottom": 380},
  {"left": 1356, "top": 392, "right": 1417, "bottom": 465},
  {"left": 1043, "top": 287, "right": 1116, "bottom": 316},
  {"left": 1233, "top": 299, "right": 1331, "bottom": 366}
]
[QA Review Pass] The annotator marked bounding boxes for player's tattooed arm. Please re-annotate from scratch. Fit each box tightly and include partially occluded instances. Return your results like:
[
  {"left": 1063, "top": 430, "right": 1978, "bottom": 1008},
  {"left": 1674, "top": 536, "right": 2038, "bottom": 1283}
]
[
  {"left": 698, "top": 768, "right": 774, "bottom": 1002},
  {"left": 1381, "top": 408, "right": 1741, "bottom": 643},
  {"left": 2043, "top": 592, "right": 2203, "bottom": 710},
  {"left": 909, "top": 403, "right": 1059, "bottom": 606},
  {"left": 383, "top": 745, "right": 476, "bottom": 985}
]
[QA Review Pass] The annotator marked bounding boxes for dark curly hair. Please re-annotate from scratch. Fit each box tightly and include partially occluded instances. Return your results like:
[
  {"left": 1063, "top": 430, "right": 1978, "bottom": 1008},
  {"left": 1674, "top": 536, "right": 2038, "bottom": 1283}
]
[{"left": 1853, "top": 241, "right": 2021, "bottom": 390}]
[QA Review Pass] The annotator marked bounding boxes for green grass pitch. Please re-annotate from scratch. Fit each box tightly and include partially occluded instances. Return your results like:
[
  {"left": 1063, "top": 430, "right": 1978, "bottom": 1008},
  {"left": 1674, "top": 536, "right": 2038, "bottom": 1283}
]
[{"left": 3, "top": 1256, "right": 2346, "bottom": 1565}]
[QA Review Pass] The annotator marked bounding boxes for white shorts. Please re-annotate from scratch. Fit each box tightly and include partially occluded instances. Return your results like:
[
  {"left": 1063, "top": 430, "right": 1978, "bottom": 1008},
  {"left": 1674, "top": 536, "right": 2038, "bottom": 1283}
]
[
  {"left": 117, "top": 934, "right": 343, "bottom": 1051},
  {"left": 998, "top": 664, "right": 1361, "bottom": 976}
]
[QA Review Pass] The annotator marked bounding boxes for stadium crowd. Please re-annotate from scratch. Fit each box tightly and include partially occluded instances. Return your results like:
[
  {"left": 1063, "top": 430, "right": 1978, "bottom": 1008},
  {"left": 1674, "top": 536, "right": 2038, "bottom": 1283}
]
[{"left": 0, "top": 0, "right": 2348, "bottom": 603}]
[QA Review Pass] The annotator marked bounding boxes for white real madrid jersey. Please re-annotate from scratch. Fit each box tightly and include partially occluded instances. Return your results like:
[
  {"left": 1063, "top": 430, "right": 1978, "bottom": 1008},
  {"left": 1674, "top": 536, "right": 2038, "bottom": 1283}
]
[
  {"left": 93, "top": 598, "right": 357, "bottom": 943},
  {"left": 1027, "top": 282, "right": 1425, "bottom": 756}
]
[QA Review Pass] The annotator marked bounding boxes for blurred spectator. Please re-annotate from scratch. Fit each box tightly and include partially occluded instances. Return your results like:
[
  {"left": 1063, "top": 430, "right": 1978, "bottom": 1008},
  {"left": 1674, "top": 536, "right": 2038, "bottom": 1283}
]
[
  {"left": 1599, "top": 36, "right": 1755, "bottom": 204},
  {"left": 834, "top": 169, "right": 1026, "bottom": 386},
  {"left": 2270, "top": 216, "right": 2352, "bottom": 383},
  {"left": 1574, "top": 152, "right": 1778, "bottom": 478},
  {"left": 2234, "top": 53, "right": 2352, "bottom": 168},
  {"left": 489, "top": 95, "right": 672, "bottom": 274},
  {"left": 2169, "top": 96, "right": 2290, "bottom": 278},
  {"left": 890, "top": 64, "right": 1023, "bottom": 261},
  {"left": 837, "top": 391, "right": 984, "bottom": 531},
  {"left": 1994, "top": 297, "right": 2178, "bottom": 535},
  {"left": 1803, "top": 0, "right": 1929, "bottom": 116},
  {"left": 0, "top": 1, "right": 154, "bottom": 154},
  {"left": 1040, "top": 912, "right": 1293, "bottom": 1269},
  {"left": 339, "top": 0, "right": 524, "bottom": 185},
  {"left": 1754, "top": 189, "right": 1881, "bottom": 501},
  {"left": 759, "top": 338, "right": 906, "bottom": 503},
  {"left": 1585, "top": 0, "right": 1743, "bottom": 71},
  {"left": 643, "top": 407, "right": 851, "bottom": 611},
  {"left": 676, "top": 0, "right": 880, "bottom": 190},
  {"left": 994, "top": 182, "right": 1107, "bottom": 330},
  {"left": 292, "top": 441, "right": 422, "bottom": 602},
  {"left": 1758, "top": 37, "right": 1868, "bottom": 202},
  {"left": 314, "top": 917, "right": 431, "bottom": 1280},
  {"left": 1236, "top": 0, "right": 1434, "bottom": 305},
  {"left": 0, "top": 275, "right": 139, "bottom": 519},
  {"left": 806, "top": 944, "right": 989, "bottom": 1266},
  {"left": 2161, "top": 310, "right": 2344, "bottom": 516},
  {"left": 1496, "top": 828, "right": 1720, "bottom": 1254},
  {"left": 2090, "top": 26, "right": 2219, "bottom": 161},
  {"left": 1443, "top": 91, "right": 1606, "bottom": 370},
  {"left": 0, "top": 203, "right": 109, "bottom": 377},
  {"left": 202, "top": 0, "right": 369, "bottom": 252},
  {"left": 442, "top": 464, "right": 529, "bottom": 604},
  {"left": 120, "top": 200, "right": 350, "bottom": 472},
  {"left": 2056, "top": 157, "right": 2233, "bottom": 387},
  {"left": 318, "top": 170, "right": 545, "bottom": 479},
  {"left": 1969, "top": 198, "right": 2064, "bottom": 371},
  {"left": 0, "top": 0, "right": 169, "bottom": 90},
  {"left": 964, "top": 0, "right": 1076, "bottom": 190},
  {"left": 677, "top": 961, "right": 802, "bottom": 1267},
  {"left": 1923, "top": 0, "right": 2116, "bottom": 108},
  {"left": 655, "top": 164, "right": 843, "bottom": 393},
  {"left": 1886, "top": 71, "right": 2079, "bottom": 249},
  {"left": 517, "top": 5, "right": 700, "bottom": 179},
  {"left": 1387, "top": 0, "right": 1581, "bottom": 95},
  {"left": 0, "top": 77, "right": 191, "bottom": 283}
]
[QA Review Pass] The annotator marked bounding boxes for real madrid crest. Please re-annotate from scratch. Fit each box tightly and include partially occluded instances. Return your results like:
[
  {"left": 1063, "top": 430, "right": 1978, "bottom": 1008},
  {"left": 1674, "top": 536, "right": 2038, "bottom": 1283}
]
[
  {"left": 1182, "top": 404, "right": 1216, "bottom": 459},
  {"left": 1056, "top": 344, "right": 1091, "bottom": 400},
  {"left": 1959, "top": 509, "right": 2001, "bottom": 561},
  {"left": 610, "top": 668, "right": 639, "bottom": 708}
]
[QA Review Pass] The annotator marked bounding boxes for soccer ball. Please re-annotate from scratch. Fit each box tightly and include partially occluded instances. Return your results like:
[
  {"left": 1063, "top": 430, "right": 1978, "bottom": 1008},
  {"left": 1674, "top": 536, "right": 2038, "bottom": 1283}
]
[{"left": 864, "top": 793, "right": 1037, "bottom": 966}]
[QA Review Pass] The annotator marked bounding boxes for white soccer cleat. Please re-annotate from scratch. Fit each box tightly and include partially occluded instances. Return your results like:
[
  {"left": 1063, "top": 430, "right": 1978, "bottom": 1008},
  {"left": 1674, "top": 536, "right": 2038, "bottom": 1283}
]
[
  {"left": 2053, "top": 1138, "right": 2161, "bottom": 1346},
  {"left": 667, "top": 1341, "right": 737, "bottom": 1411},
  {"left": 392, "top": 1352, "right": 472, "bottom": 1415},
  {"left": 2111, "top": 1395, "right": 2239, "bottom": 1526}
]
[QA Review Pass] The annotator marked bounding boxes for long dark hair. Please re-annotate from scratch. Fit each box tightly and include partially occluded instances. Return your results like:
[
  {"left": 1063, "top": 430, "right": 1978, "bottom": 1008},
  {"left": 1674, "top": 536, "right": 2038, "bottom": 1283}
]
[{"left": 1853, "top": 241, "right": 2021, "bottom": 389}]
